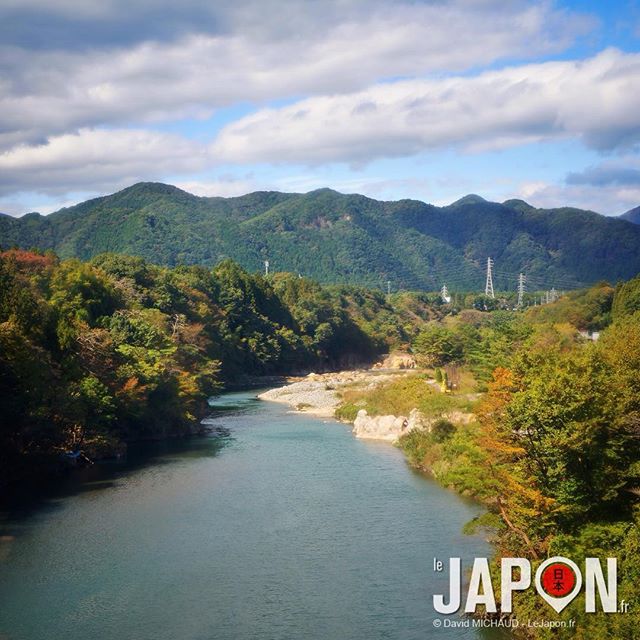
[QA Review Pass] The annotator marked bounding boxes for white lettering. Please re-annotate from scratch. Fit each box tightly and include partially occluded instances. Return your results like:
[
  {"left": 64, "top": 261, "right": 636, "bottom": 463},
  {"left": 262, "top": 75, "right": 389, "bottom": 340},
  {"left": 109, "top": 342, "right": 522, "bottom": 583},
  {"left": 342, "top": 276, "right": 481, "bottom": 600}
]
[
  {"left": 433, "top": 557, "right": 461, "bottom": 614},
  {"left": 465, "top": 557, "right": 497, "bottom": 613},
  {"left": 500, "top": 558, "right": 531, "bottom": 612},
  {"left": 585, "top": 557, "right": 617, "bottom": 613}
]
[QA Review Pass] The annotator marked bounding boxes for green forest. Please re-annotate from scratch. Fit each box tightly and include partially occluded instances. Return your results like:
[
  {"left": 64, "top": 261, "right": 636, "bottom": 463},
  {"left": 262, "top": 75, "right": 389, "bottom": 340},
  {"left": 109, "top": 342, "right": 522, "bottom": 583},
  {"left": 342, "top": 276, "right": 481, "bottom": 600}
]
[
  {"left": 0, "top": 248, "right": 437, "bottom": 496},
  {"left": 3, "top": 243, "right": 640, "bottom": 638},
  {"left": 392, "top": 278, "right": 640, "bottom": 638}
]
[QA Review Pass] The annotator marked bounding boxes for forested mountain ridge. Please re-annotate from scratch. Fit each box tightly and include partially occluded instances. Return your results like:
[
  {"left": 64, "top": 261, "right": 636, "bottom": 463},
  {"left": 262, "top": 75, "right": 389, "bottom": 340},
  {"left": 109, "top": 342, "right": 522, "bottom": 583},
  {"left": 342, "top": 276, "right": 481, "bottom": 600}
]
[{"left": 2, "top": 182, "right": 640, "bottom": 290}]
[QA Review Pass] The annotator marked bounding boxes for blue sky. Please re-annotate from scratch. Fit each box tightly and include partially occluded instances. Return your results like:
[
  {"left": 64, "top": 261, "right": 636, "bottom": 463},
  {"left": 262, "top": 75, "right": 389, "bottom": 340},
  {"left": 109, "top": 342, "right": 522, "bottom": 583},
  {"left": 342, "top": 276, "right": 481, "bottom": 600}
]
[{"left": 0, "top": 0, "right": 639, "bottom": 216}]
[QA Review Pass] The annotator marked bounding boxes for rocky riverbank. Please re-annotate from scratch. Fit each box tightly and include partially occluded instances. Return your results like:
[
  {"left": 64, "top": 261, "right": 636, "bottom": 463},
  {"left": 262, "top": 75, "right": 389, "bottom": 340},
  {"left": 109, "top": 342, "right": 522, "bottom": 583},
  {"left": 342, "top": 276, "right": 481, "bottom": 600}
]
[
  {"left": 258, "top": 367, "right": 475, "bottom": 443},
  {"left": 351, "top": 407, "right": 473, "bottom": 442},
  {"left": 351, "top": 408, "right": 426, "bottom": 442},
  {"left": 257, "top": 370, "right": 411, "bottom": 417}
]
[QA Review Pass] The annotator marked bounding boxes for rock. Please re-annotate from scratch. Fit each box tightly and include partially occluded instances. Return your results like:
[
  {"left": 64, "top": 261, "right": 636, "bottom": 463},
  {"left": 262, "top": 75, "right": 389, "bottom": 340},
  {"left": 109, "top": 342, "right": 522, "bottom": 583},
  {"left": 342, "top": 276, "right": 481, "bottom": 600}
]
[
  {"left": 352, "top": 407, "right": 437, "bottom": 442},
  {"left": 407, "top": 408, "right": 430, "bottom": 433},
  {"left": 373, "top": 352, "right": 417, "bottom": 370},
  {"left": 352, "top": 409, "right": 410, "bottom": 442}
]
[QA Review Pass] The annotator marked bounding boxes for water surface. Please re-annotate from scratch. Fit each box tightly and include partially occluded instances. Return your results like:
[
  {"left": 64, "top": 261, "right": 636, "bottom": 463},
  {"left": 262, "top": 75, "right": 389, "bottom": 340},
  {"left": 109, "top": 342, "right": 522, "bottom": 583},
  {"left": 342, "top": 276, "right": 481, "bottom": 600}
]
[{"left": 0, "top": 391, "right": 500, "bottom": 640}]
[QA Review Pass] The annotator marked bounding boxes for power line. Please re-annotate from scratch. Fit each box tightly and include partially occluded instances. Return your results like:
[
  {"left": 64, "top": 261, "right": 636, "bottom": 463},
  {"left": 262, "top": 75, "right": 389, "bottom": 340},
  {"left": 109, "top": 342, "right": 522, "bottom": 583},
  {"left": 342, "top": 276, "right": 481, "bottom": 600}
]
[
  {"left": 491, "top": 269, "right": 589, "bottom": 289},
  {"left": 283, "top": 260, "right": 592, "bottom": 295}
]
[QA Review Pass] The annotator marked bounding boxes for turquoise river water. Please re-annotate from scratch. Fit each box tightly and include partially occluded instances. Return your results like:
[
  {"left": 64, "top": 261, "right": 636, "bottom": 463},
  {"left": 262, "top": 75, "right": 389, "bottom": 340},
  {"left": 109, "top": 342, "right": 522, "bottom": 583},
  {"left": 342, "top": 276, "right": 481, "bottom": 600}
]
[{"left": 0, "top": 391, "right": 504, "bottom": 640}]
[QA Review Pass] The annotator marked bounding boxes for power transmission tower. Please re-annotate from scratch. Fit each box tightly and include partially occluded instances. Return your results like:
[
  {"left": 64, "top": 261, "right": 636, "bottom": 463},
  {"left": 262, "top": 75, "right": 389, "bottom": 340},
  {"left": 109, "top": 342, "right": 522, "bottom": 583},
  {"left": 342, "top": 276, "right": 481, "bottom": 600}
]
[
  {"left": 549, "top": 287, "right": 558, "bottom": 303},
  {"left": 264, "top": 260, "right": 270, "bottom": 276},
  {"left": 441, "top": 283, "right": 451, "bottom": 303},
  {"left": 484, "top": 257, "right": 495, "bottom": 299},
  {"left": 517, "top": 273, "right": 526, "bottom": 308},
  {"left": 386, "top": 280, "right": 391, "bottom": 296}
]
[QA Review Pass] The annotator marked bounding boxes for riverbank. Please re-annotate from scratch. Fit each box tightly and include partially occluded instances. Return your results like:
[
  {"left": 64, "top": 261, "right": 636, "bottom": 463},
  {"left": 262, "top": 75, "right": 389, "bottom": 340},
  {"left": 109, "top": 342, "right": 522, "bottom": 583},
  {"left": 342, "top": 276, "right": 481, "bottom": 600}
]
[
  {"left": 257, "top": 369, "right": 414, "bottom": 417},
  {"left": 258, "top": 368, "right": 476, "bottom": 443}
]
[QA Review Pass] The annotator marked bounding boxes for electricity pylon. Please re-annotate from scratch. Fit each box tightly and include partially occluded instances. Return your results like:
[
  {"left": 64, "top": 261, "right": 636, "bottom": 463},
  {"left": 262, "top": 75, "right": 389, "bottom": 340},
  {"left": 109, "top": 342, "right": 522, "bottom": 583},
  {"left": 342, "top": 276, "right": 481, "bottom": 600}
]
[
  {"left": 517, "top": 273, "right": 526, "bottom": 307},
  {"left": 485, "top": 257, "right": 495, "bottom": 299}
]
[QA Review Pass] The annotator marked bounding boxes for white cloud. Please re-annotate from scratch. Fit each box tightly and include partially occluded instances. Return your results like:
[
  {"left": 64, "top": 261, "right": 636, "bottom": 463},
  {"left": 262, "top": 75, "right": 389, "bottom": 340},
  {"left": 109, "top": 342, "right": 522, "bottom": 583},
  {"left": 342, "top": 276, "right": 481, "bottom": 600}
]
[
  {"left": 271, "top": 174, "right": 434, "bottom": 201},
  {"left": 442, "top": 153, "right": 640, "bottom": 216},
  {"left": 211, "top": 49, "right": 640, "bottom": 165},
  {"left": 0, "top": 0, "right": 593, "bottom": 149},
  {"left": 6, "top": 1, "right": 636, "bottom": 214},
  {"left": 0, "top": 128, "right": 207, "bottom": 196},
  {"left": 512, "top": 155, "right": 640, "bottom": 215},
  {"left": 5, "top": 47, "right": 640, "bottom": 212},
  {"left": 173, "top": 177, "right": 262, "bottom": 198},
  {"left": 514, "top": 180, "right": 640, "bottom": 216}
]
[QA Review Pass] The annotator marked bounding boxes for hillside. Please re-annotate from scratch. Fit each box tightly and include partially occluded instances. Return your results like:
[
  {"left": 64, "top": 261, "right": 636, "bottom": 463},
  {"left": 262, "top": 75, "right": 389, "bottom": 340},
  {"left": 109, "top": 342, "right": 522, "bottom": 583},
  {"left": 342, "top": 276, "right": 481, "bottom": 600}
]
[
  {"left": 620, "top": 205, "right": 640, "bottom": 224},
  {"left": 2, "top": 182, "right": 640, "bottom": 290}
]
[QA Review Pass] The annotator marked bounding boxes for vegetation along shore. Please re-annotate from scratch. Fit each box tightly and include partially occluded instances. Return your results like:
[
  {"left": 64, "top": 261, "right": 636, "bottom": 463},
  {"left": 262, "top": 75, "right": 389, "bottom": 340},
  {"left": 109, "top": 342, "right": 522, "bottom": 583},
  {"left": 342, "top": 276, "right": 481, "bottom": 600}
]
[
  {"left": 0, "top": 249, "right": 439, "bottom": 497},
  {"left": 3, "top": 245, "right": 640, "bottom": 638},
  {"left": 262, "top": 276, "right": 640, "bottom": 639}
]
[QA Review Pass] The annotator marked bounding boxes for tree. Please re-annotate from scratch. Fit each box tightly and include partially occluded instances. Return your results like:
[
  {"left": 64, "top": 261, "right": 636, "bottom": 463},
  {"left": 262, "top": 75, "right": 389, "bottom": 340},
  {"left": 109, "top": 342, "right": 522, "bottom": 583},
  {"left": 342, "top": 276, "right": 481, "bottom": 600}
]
[
  {"left": 475, "top": 367, "right": 556, "bottom": 557},
  {"left": 412, "top": 324, "right": 464, "bottom": 367}
]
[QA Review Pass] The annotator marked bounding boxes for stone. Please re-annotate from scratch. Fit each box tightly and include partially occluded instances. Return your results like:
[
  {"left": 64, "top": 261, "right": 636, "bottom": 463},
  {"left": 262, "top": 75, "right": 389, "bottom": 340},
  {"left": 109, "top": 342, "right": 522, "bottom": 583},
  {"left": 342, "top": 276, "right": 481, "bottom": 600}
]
[{"left": 352, "top": 409, "right": 409, "bottom": 442}]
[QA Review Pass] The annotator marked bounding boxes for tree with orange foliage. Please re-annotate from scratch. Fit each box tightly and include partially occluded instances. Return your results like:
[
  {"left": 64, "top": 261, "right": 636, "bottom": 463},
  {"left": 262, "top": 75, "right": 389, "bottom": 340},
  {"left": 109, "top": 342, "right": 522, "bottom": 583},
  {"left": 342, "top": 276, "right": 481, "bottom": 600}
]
[{"left": 475, "top": 366, "right": 557, "bottom": 558}]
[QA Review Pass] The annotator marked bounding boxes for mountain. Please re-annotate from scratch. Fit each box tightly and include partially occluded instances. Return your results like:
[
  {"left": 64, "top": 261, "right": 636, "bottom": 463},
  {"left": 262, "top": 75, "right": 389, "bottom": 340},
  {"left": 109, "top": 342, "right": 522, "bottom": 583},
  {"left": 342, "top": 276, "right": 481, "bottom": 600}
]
[
  {"left": 620, "top": 206, "right": 640, "bottom": 225},
  {"left": 2, "top": 182, "right": 640, "bottom": 291}
]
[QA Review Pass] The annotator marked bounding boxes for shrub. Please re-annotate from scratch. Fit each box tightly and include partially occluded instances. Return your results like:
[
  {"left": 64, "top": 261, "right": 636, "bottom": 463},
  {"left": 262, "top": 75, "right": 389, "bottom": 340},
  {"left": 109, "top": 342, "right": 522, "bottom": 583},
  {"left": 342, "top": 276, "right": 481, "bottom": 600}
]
[{"left": 430, "top": 419, "right": 456, "bottom": 442}]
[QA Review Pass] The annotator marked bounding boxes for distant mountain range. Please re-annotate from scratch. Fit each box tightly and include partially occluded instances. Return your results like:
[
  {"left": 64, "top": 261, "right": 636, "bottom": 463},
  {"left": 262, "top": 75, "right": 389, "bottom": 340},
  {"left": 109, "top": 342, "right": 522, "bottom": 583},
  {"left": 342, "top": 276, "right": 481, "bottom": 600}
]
[
  {"left": 1, "top": 182, "right": 640, "bottom": 291},
  {"left": 620, "top": 206, "right": 640, "bottom": 225}
]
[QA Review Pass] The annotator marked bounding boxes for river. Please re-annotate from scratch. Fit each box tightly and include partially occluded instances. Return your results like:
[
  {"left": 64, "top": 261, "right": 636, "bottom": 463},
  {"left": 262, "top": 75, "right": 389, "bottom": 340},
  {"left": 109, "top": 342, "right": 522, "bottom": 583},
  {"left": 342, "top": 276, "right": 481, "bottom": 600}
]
[{"left": 0, "top": 390, "right": 503, "bottom": 640}]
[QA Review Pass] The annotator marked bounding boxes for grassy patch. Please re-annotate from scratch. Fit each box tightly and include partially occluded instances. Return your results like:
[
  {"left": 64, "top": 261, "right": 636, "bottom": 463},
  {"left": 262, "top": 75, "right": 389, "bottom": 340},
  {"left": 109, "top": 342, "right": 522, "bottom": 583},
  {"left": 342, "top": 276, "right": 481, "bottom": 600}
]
[
  {"left": 334, "top": 402, "right": 360, "bottom": 421},
  {"left": 336, "top": 371, "right": 478, "bottom": 421},
  {"left": 338, "top": 374, "right": 431, "bottom": 417}
]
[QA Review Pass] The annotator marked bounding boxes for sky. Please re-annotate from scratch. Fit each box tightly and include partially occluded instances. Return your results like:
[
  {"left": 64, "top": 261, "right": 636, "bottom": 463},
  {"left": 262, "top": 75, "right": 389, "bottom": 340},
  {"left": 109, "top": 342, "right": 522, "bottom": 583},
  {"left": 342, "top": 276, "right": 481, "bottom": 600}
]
[{"left": 1, "top": 0, "right": 640, "bottom": 217}]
